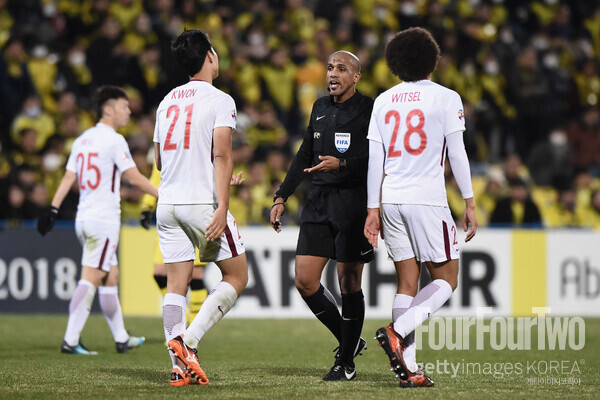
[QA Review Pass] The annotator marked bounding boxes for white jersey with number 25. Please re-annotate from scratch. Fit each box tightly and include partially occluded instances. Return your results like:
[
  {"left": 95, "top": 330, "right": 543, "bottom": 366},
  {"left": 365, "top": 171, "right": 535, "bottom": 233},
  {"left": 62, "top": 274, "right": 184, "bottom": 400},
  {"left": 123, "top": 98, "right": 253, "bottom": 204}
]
[
  {"left": 367, "top": 80, "right": 466, "bottom": 207},
  {"left": 66, "top": 122, "right": 136, "bottom": 222},
  {"left": 154, "top": 80, "right": 236, "bottom": 205}
]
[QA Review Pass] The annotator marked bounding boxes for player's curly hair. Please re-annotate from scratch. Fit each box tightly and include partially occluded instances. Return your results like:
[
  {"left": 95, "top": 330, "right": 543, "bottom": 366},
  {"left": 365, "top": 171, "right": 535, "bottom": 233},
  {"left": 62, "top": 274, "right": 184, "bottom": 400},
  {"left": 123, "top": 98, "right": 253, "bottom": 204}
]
[
  {"left": 385, "top": 27, "right": 440, "bottom": 82},
  {"left": 171, "top": 29, "right": 213, "bottom": 77}
]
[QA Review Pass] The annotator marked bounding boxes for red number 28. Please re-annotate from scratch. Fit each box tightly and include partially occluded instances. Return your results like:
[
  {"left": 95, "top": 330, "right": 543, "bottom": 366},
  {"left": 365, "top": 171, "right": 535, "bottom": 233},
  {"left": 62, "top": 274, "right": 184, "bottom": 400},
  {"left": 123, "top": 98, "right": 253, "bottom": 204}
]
[{"left": 385, "top": 109, "right": 427, "bottom": 158}]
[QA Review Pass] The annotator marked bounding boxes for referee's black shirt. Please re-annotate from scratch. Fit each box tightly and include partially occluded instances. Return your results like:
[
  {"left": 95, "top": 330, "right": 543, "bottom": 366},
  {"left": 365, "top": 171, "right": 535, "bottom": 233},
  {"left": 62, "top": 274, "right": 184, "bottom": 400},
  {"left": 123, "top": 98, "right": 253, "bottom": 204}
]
[{"left": 276, "top": 90, "right": 374, "bottom": 200}]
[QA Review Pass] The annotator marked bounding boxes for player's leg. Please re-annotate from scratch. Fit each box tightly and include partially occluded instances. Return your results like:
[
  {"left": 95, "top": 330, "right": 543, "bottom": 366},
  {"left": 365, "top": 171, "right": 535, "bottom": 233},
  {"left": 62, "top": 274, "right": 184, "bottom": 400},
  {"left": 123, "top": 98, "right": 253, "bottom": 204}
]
[
  {"left": 62, "top": 219, "right": 113, "bottom": 355},
  {"left": 99, "top": 263, "right": 145, "bottom": 353},
  {"left": 393, "top": 258, "right": 457, "bottom": 338},
  {"left": 62, "top": 265, "right": 106, "bottom": 355},
  {"left": 392, "top": 204, "right": 458, "bottom": 338},
  {"left": 180, "top": 207, "right": 247, "bottom": 348},
  {"left": 153, "top": 241, "right": 168, "bottom": 299},
  {"left": 391, "top": 258, "right": 420, "bottom": 374},
  {"left": 164, "top": 260, "right": 200, "bottom": 384},
  {"left": 187, "top": 258, "right": 208, "bottom": 321},
  {"left": 167, "top": 206, "right": 245, "bottom": 385},
  {"left": 373, "top": 204, "right": 417, "bottom": 379},
  {"left": 170, "top": 254, "right": 246, "bottom": 385},
  {"left": 184, "top": 253, "right": 247, "bottom": 347},
  {"left": 156, "top": 204, "right": 203, "bottom": 385}
]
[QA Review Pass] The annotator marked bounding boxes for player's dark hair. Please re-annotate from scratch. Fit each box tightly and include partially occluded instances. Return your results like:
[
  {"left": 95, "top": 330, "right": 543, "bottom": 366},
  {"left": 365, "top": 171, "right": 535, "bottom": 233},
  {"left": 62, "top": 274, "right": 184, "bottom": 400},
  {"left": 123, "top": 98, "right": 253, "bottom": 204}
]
[
  {"left": 95, "top": 86, "right": 128, "bottom": 119},
  {"left": 171, "top": 29, "right": 213, "bottom": 77},
  {"left": 385, "top": 27, "right": 440, "bottom": 82}
]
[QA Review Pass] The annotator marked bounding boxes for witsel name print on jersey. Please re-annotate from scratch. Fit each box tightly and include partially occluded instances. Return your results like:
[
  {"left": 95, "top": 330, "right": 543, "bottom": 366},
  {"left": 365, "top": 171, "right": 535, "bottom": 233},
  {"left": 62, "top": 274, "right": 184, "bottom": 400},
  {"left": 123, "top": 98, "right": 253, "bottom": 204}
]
[
  {"left": 392, "top": 91, "right": 422, "bottom": 103},
  {"left": 171, "top": 88, "right": 197, "bottom": 99}
]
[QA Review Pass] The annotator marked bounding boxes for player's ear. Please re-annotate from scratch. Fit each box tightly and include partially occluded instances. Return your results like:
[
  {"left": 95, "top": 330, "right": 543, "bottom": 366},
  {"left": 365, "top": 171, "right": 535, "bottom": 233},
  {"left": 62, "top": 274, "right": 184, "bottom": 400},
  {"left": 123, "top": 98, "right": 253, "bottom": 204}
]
[{"left": 353, "top": 72, "right": 361, "bottom": 84}]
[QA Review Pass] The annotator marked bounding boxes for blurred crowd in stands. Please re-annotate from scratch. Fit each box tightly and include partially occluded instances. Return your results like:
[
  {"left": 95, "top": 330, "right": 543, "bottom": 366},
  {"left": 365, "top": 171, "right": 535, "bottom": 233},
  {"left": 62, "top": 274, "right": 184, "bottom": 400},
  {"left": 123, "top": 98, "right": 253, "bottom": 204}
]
[{"left": 1, "top": 0, "right": 600, "bottom": 230}]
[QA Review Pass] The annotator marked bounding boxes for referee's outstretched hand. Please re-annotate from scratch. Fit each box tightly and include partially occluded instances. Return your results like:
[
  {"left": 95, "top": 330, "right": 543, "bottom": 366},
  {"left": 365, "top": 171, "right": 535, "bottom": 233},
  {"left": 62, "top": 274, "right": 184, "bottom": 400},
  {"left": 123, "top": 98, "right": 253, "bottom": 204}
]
[
  {"left": 304, "top": 155, "right": 339, "bottom": 173},
  {"left": 270, "top": 198, "right": 284, "bottom": 233}
]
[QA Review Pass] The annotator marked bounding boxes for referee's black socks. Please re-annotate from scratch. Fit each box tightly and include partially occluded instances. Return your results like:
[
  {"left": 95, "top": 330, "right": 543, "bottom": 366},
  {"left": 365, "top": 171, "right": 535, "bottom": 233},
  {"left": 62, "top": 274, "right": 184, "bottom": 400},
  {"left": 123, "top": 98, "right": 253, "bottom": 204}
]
[
  {"left": 340, "top": 290, "right": 365, "bottom": 364},
  {"left": 302, "top": 284, "right": 342, "bottom": 343}
]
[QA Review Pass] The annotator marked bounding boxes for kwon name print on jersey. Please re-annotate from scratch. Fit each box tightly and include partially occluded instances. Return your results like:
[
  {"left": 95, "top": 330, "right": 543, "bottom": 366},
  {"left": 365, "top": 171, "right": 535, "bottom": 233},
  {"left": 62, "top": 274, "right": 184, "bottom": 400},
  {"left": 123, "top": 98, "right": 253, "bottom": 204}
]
[
  {"left": 66, "top": 122, "right": 136, "bottom": 221},
  {"left": 154, "top": 80, "right": 237, "bottom": 205},
  {"left": 368, "top": 80, "right": 465, "bottom": 207}
]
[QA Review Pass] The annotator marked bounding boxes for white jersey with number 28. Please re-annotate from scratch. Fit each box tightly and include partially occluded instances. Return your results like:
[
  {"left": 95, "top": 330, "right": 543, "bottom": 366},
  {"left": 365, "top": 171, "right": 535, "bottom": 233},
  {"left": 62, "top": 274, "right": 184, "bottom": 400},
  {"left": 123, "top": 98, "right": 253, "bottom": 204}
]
[
  {"left": 154, "top": 80, "right": 236, "bottom": 205},
  {"left": 367, "top": 80, "right": 465, "bottom": 207}
]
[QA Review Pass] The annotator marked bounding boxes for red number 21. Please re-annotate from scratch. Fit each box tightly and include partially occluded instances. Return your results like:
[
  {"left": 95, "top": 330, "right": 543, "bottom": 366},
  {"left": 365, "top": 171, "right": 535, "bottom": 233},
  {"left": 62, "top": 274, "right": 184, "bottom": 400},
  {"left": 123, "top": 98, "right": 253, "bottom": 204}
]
[
  {"left": 163, "top": 104, "right": 194, "bottom": 151},
  {"left": 385, "top": 109, "right": 427, "bottom": 158}
]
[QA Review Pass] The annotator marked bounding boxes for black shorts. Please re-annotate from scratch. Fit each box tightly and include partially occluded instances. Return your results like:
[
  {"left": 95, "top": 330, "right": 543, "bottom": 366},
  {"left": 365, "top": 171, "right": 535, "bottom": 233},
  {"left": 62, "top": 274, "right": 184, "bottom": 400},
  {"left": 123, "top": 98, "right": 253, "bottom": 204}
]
[{"left": 296, "top": 186, "right": 374, "bottom": 263}]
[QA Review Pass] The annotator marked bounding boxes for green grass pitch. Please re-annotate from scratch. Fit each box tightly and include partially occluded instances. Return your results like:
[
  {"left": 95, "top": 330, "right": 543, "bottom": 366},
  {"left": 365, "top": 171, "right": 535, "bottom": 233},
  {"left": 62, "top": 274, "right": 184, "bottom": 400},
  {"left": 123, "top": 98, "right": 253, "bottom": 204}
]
[{"left": 0, "top": 316, "right": 597, "bottom": 399}]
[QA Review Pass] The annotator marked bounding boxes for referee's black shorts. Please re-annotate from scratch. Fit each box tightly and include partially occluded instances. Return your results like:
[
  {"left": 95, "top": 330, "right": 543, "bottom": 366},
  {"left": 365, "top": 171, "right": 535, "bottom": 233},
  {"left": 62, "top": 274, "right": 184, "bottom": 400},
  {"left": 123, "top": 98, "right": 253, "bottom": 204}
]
[{"left": 296, "top": 185, "right": 374, "bottom": 263}]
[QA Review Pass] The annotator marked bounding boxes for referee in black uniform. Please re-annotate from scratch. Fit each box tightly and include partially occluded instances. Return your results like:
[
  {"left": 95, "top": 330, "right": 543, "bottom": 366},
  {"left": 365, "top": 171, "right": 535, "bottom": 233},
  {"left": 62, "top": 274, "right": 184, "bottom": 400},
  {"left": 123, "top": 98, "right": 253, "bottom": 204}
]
[{"left": 270, "top": 51, "right": 374, "bottom": 381}]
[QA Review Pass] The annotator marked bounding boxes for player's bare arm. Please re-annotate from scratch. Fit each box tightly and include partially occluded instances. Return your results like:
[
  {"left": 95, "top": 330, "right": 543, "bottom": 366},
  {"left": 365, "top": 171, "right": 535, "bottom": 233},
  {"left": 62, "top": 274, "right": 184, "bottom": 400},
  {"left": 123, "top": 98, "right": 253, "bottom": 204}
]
[
  {"left": 463, "top": 197, "right": 478, "bottom": 242},
  {"left": 206, "top": 126, "right": 233, "bottom": 241},
  {"left": 51, "top": 170, "right": 77, "bottom": 209},
  {"left": 364, "top": 208, "right": 382, "bottom": 248},
  {"left": 303, "top": 155, "right": 340, "bottom": 173},
  {"left": 37, "top": 170, "right": 78, "bottom": 236},
  {"left": 154, "top": 142, "right": 162, "bottom": 171},
  {"left": 122, "top": 168, "right": 158, "bottom": 198}
]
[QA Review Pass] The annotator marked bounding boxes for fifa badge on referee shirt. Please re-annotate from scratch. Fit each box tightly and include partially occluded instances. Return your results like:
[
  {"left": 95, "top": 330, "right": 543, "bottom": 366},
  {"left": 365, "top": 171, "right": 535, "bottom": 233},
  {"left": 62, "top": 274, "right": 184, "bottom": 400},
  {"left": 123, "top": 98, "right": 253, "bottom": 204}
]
[{"left": 335, "top": 132, "right": 351, "bottom": 153}]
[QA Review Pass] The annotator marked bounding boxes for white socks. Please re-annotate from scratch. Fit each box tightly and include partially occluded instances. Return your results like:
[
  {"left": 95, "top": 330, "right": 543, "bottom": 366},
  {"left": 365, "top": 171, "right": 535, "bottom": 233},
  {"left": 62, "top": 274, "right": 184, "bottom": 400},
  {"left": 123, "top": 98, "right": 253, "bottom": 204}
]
[
  {"left": 163, "top": 293, "right": 187, "bottom": 368},
  {"left": 162, "top": 293, "right": 187, "bottom": 343},
  {"left": 64, "top": 280, "right": 96, "bottom": 346},
  {"left": 98, "top": 286, "right": 129, "bottom": 343},
  {"left": 393, "top": 279, "right": 453, "bottom": 339},
  {"left": 184, "top": 281, "right": 238, "bottom": 348},
  {"left": 393, "top": 294, "right": 417, "bottom": 372}
]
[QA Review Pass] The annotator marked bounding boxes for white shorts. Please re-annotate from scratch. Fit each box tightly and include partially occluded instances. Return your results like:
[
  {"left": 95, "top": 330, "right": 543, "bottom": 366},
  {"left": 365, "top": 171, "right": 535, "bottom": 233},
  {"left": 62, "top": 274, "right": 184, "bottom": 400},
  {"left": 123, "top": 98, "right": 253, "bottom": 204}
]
[
  {"left": 156, "top": 204, "right": 245, "bottom": 263},
  {"left": 75, "top": 218, "right": 119, "bottom": 272},
  {"left": 381, "top": 204, "right": 459, "bottom": 263}
]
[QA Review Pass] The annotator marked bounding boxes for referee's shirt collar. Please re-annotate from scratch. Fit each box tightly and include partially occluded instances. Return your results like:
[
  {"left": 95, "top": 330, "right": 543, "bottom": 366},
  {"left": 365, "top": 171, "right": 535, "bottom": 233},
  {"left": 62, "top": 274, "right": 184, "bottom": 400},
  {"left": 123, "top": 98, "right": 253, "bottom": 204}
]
[{"left": 329, "top": 89, "right": 363, "bottom": 109}]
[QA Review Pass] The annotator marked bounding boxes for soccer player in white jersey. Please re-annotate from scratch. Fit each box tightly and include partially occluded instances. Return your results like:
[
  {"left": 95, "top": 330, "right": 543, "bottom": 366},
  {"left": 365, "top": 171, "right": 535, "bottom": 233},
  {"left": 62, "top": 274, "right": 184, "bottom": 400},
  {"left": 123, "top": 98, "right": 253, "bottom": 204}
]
[
  {"left": 153, "top": 30, "right": 248, "bottom": 387},
  {"left": 364, "top": 28, "right": 478, "bottom": 387},
  {"left": 37, "top": 86, "right": 159, "bottom": 355}
]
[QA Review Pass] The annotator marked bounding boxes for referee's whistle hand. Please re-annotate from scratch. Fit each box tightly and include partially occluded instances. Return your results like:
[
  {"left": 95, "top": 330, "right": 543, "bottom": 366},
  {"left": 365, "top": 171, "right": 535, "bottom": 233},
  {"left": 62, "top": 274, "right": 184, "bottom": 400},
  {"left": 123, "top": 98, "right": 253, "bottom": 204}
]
[{"left": 270, "top": 204, "right": 284, "bottom": 233}]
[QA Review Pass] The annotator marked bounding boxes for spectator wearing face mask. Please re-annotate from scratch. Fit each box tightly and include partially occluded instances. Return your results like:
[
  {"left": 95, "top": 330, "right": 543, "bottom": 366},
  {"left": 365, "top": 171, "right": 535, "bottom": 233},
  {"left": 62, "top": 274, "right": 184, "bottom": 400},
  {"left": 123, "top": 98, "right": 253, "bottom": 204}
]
[{"left": 10, "top": 94, "right": 56, "bottom": 152}]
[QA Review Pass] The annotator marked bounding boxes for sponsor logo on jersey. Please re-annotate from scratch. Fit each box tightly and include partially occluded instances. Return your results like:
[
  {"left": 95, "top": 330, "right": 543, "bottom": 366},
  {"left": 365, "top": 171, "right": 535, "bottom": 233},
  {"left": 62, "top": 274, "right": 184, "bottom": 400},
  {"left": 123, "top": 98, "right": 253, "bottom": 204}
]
[
  {"left": 231, "top": 109, "right": 237, "bottom": 120},
  {"left": 335, "top": 132, "right": 351, "bottom": 153},
  {"left": 314, "top": 132, "right": 321, "bottom": 139},
  {"left": 122, "top": 152, "right": 131, "bottom": 161},
  {"left": 458, "top": 109, "right": 464, "bottom": 120}
]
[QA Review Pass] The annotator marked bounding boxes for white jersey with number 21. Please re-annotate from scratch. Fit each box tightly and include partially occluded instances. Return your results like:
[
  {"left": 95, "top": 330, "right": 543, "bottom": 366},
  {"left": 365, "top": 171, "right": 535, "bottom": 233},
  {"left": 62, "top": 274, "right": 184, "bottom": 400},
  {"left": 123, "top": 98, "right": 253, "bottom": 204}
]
[
  {"left": 154, "top": 80, "right": 237, "bottom": 205},
  {"left": 367, "top": 80, "right": 465, "bottom": 207}
]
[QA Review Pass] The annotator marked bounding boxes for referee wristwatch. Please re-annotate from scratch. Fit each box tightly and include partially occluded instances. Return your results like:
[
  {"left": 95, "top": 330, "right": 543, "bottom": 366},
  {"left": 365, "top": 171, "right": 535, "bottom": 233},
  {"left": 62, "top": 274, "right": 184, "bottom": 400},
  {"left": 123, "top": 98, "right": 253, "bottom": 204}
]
[{"left": 338, "top": 158, "right": 347, "bottom": 171}]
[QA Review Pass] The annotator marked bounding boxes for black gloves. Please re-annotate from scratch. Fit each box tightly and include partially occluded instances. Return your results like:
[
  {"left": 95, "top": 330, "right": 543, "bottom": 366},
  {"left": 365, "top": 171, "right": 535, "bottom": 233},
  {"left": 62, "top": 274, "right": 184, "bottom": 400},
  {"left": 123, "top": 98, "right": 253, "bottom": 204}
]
[
  {"left": 37, "top": 206, "right": 59, "bottom": 236},
  {"left": 140, "top": 210, "right": 154, "bottom": 230}
]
